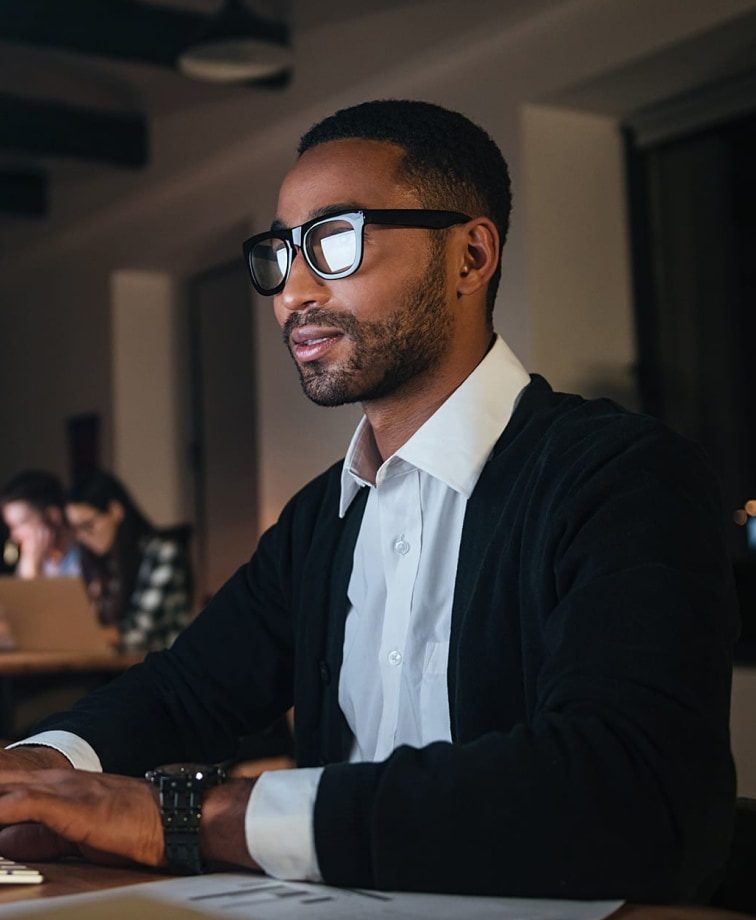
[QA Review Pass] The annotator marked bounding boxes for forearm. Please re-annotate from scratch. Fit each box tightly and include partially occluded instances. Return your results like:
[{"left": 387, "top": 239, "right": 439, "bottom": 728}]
[
  {"left": 15, "top": 551, "right": 42, "bottom": 579},
  {"left": 199, "top": 770, "right": 321, "bottom": 879},
  {"left": 200, "top": 779, "right": 260, "bottom": 871},
  {"left": 1, "top": 746, "right": 73, "bottom": 771}
]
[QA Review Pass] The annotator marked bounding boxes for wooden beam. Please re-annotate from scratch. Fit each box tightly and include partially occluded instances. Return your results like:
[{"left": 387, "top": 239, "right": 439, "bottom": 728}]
[
  {"left": 0, "top": 0, "right": 287, "bottom": 69},
  {"left": 0, "top": 95, "right": 147, "bottom": 167},
  {"left": 0, "top": 0, "right": 203, "bottom": 67},
  {"left": 0, "top": 171, "right": 48, "bottom": 217}
]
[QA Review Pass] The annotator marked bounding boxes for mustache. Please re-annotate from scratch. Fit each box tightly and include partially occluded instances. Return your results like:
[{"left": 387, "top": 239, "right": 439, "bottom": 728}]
[{"left": 282, "top": 309, "right": 359, "bottom": 344}]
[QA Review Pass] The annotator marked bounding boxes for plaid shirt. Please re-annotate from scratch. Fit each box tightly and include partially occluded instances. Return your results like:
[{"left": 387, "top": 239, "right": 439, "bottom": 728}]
[{"left": 119, "top": 534, "right": 191, "bottom": 652}]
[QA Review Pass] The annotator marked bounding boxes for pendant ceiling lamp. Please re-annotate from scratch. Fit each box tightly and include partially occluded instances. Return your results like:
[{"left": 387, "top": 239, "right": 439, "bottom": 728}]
[{"left": 177, "top": 0, "right": 291, "bottom": 84}]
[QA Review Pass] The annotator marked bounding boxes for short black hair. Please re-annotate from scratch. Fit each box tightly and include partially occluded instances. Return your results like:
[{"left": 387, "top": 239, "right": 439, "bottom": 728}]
[
  {"left": 0, "top": 469, "right": 66, "bottom": 513},
  {"left": 298, "top": 99, "right": 512, "bottom": 321}
]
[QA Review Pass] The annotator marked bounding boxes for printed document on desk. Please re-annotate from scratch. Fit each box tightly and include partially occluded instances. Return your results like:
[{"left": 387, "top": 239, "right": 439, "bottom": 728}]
[{"left": 0, "top": 871, "right": 624, "bottom": 919}]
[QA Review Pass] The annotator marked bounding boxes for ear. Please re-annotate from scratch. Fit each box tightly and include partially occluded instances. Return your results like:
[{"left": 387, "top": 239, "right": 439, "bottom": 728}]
[
  {"left": 108, "top": 500, "right": 125, "bottom": 524},
  {"left": 455, "top": 217, "right": 499, "bottom": 299}
]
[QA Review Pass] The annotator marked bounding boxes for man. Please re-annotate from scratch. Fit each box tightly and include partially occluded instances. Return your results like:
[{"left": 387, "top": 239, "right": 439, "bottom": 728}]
[
  {"left": 0, "top": 101, "right": 737, "bottom": 902},
  {"left": 0, "top": 470, "right": 80, "bottom": 578}
]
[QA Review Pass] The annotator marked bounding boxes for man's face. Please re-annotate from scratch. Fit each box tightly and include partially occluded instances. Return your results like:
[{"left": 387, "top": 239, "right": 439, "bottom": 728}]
[
  {"left": 1, "top": 500, "right": 52, "bottom": 547},
  {"left": 272, "top": 139, "right": 455, "bottom": 407}
]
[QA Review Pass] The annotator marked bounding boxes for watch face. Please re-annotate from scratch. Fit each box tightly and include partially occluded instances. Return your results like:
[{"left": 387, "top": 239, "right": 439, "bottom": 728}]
[
  {"left": 159, "top": 764, "right": 202, "bottom": 779},
  {"left": 150, "top": 763, "right": 225, "bottom": 783}
]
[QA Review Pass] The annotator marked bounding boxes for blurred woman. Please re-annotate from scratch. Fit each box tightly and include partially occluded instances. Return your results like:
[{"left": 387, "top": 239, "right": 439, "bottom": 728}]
[{"left": 66, "top": 471, "right": 191, "bottom": 652}]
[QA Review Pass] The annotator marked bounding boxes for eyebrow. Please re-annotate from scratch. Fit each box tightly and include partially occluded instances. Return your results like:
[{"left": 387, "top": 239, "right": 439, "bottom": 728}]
[{"left": 270, "top": 202, "right": 364, "bottom": 233}]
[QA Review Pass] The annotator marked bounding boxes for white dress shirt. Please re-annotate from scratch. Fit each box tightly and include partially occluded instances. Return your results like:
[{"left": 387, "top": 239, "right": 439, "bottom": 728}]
[{"left": 12, "top": 335, "right": 530, "bottom": 883}]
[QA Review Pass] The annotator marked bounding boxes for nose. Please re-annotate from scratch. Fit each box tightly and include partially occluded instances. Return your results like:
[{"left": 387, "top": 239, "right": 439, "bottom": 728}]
[{"left": 275, "top": 248, "right": 329, "bottom": 320}]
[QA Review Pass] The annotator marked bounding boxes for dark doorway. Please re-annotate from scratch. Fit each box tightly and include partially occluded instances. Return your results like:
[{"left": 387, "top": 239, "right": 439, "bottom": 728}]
[
  {"left": 626, "top": 101, "right": 756, "bottom": 657},
  {"left": 66, "top": 412, "right": 101, "bottom": 486}
]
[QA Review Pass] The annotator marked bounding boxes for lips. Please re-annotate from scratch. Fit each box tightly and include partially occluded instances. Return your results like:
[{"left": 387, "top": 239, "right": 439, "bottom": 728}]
[{"left": 288, "top": 325, "right": 344, "bottom": 363}]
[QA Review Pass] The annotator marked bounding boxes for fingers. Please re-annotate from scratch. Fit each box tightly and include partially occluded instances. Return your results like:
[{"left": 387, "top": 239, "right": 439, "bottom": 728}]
[
  {"left": 0, "top": 822, "right": 77, "bottom": 861},
  {"left": 0, "top": 821, "right": 135, "bottom": 868},
  {"left": 0, "top": 786, "right": 58, "bottom": 830},
  {"left": 0, "top": 773, "right": 165, "bottom": 868},
  {"left": 0, "top": 772, "right": 166, "bottom": 869},
  {"left": 0, "top": 773, "right": 98, "bottom": 839}
]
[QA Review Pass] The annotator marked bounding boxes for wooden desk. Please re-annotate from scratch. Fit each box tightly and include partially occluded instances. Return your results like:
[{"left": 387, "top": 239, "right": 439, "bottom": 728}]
[
  {"left": 0, "top": 861, "right": 168, "bottom": 908},
  {"left": 616, "top": 908, "right": 752, "bottom": 920},
  {"left": 0, "top": 650, "right": 143, "bottom": 738},
  {"left": 0, "top": 862, "right": 750, "bottom": 919}
]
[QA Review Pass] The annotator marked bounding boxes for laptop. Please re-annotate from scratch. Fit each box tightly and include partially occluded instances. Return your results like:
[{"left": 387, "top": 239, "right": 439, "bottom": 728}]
[{"left": 0, "top": 576, "right": 112, "bottom": 653}]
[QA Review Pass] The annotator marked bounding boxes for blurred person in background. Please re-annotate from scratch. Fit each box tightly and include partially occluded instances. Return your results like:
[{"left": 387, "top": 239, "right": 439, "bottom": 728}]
[
  {"left": 65, "top": 471, "right": 191, "bottom": 652},
  {"left": 0, "top": 470, "right": 80, "bottom": 579}
]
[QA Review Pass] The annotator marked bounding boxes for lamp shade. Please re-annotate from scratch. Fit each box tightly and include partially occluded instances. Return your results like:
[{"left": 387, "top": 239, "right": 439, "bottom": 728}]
[{"left": 177, "top": 0, "right": 291, "bottom": 83}]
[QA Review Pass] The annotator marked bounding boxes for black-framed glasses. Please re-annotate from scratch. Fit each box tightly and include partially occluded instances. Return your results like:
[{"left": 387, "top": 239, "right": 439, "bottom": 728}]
[
  {"left": 69, "top": 513, "right": 102, "bottom": 536},
  {"left": 242, "top": 208, "right": 471, "bottom": 296}
]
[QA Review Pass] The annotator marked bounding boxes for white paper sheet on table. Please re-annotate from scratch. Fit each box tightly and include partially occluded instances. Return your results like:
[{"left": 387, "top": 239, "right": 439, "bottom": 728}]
[{"left": 0, "top": 871, "right": 624, "bottom": 920}]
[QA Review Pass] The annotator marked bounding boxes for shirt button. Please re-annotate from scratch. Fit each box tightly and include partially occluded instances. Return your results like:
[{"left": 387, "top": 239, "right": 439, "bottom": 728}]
[
  {"left": 394, "top": 538, "right": 410, "bottom": 555},
  {"left": 318, "top": 660, "right": 330, "bottom": 685},
  {"left": 387, "top": 649, "right": 403, "bottom": 666}
]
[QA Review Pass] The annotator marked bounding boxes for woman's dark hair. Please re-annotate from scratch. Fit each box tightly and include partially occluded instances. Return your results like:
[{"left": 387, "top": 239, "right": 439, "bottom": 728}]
[
  {"left": 0, "top": 469, "right": 66, "bottom": 514},
  {"left": 67, "top": 471, "right": 154, "bottom": 627},
  {"left": 298, "top": 99, "right": 512, "bottom": 322}
]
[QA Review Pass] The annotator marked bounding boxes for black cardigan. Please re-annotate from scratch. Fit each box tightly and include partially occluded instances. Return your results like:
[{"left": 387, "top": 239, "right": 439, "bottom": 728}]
[{"left": 37, "top": 376, "right": 738, "bottom": 902}]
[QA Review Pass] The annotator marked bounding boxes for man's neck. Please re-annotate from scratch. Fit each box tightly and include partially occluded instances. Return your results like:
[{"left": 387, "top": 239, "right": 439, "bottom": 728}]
[{"left": 363, "top": 332, "right": 495, "bottom": 461}]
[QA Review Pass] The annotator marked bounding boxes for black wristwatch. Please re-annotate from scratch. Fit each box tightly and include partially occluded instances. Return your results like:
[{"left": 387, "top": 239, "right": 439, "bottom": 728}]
[{"left": 145, "top": 762, "right": 227, "bottom": 875}]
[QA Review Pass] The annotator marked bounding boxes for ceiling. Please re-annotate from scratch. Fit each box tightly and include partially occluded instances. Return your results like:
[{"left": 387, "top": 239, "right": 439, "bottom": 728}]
[
  {"left": 0, "top": 0, "right": 444, "bottom": 218},
  {"left": 8, "top": 0, "right": 753, "bottom": 225}
]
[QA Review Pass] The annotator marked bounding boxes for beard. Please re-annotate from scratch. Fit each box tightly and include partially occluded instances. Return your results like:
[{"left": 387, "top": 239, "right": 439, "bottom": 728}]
[{"left": 282, "top": 246, "right": 453, "bottom": 407}]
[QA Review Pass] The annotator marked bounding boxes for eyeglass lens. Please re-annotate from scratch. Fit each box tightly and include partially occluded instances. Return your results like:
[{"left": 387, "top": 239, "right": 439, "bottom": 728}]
[
  {"left": 250, "top": 217, "right": 359, "bottom": 292},
  {"left": 305, "top": 219, "right": 357, "bottom": 275},
  {"left": 250, "top": 238, "right": 289, "bottom": 292}
]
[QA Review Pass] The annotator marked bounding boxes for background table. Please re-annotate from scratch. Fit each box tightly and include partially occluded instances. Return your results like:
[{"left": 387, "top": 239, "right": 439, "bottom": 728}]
[{"left": 0, "top": 650, "right": 143, "bottom": 739}]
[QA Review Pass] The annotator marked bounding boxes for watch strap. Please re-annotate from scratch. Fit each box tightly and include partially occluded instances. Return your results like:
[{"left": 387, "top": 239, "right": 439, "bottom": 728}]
[
  {"left": 157, "top": 776, "right": 204, "bottom": 875},
  {"left": 146, "top": 765, "right": 226, "bottom": 875}
]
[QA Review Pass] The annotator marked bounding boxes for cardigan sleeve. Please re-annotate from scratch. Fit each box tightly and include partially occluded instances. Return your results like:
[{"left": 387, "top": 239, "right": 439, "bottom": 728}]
[
  {"left": 30, "top": 512, "right": 297, "bottom": 775},
  {"left": 313, "top": 422, "right": 737, "bottom": 903}
]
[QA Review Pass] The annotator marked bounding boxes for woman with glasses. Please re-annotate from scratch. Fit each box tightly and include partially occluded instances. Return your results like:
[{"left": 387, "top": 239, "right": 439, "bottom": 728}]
[{"left": 65, "top": 471, "right": 192, "bottom": 652}]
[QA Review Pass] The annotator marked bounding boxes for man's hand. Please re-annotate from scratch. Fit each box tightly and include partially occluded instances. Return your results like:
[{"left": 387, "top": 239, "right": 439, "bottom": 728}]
[
  {"left": 0, "top": 770, "right": 165, "bottom": 867},
  {"left": 0, "top": 768, "right": 262, "bottom": 872},
  {"left": 0, "top": 745, "right": 75, "bottom": 850}
]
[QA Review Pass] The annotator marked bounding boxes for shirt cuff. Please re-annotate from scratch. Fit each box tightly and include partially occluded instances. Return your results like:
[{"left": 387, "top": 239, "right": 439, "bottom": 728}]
[
  {"left": 246, "top": 767, "right": 324, "bottom": 882},
  {"left": 6, "top": 731, "right": 103, "bottom": 772}
]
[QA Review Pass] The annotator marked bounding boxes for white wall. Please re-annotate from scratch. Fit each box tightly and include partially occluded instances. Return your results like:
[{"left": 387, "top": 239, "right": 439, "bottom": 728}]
[
  {"left": 0, "top": 260, "right": 113, "bottom": 485},
  {"left": 111, "top": 270, "right": 191, "bottom": 525},
  {"left": 522, "top": 105, "right": 637, "bottom": 407}
]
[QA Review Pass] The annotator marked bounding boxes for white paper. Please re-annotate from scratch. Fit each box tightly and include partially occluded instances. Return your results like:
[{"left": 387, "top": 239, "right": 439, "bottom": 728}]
[{"left": 0, "top": 871, "right": 623, "bottom": 920}]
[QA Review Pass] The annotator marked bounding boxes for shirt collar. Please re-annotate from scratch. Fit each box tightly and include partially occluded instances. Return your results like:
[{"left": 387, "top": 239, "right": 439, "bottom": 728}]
[{"left": 339, "top": 335, "right": 530, "bottom": 516}]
